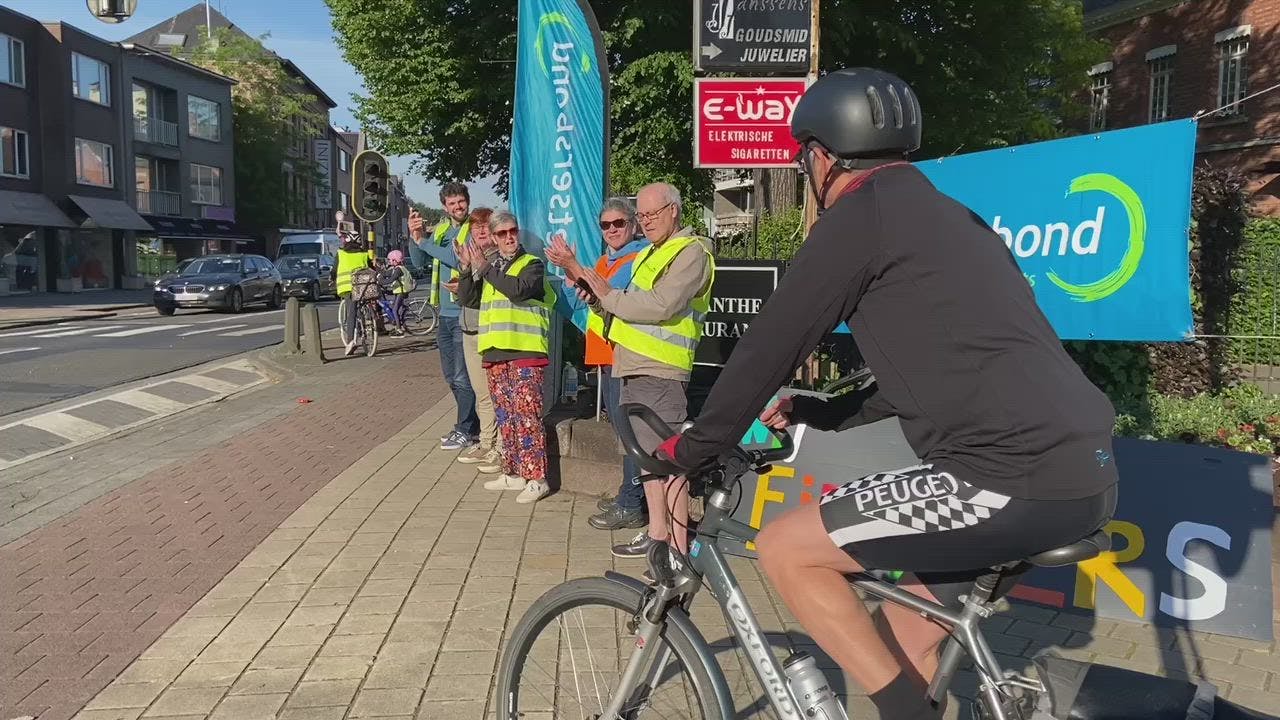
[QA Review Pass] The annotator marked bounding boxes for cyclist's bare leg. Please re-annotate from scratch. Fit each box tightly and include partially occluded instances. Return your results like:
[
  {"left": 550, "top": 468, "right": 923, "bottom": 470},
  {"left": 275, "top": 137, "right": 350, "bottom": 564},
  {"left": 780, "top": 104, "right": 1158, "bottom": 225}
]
[
  {"left": 757, "top": 503, "right": 940, "bottom": 719},
  {"left": 880, "top": 576, "right": 949, "bottom": 682},
  {"left": 642, "top": 476, "right": 690, "bottom": 554}
]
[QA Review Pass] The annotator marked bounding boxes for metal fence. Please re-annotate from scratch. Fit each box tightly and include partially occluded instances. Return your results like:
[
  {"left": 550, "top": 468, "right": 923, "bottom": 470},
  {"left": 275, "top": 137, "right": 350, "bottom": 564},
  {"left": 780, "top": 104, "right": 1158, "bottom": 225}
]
[{"left": 1221, "top": 242, "right": 1280, "bottom": 387}]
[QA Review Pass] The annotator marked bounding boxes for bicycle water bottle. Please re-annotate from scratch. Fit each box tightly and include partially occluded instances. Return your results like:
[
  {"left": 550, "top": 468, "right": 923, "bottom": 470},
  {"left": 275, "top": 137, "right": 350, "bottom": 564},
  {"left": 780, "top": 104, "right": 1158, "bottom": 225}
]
[
  {"left": 561, "top": 362, "right": 579, "bottom": 403},
  {"left": 783, "top": 652, "right": 848, "bottom": 719}
]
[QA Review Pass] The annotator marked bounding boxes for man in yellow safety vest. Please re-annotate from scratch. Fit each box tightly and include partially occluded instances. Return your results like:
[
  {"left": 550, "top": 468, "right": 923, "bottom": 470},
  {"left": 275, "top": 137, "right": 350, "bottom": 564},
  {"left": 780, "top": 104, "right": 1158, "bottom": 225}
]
[
  {"left": 555, "top": 182, "right": 715, "bottom": 562},
  {"left": 410, "top": 182, "right": 480, "bottom": 451}
]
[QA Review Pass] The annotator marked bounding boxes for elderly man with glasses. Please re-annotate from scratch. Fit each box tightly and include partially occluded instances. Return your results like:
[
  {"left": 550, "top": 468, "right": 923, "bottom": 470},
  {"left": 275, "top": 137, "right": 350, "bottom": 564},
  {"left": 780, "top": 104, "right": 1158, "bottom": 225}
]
[{"left": 548, "top": 182, "right": 715, "bottom": 562}]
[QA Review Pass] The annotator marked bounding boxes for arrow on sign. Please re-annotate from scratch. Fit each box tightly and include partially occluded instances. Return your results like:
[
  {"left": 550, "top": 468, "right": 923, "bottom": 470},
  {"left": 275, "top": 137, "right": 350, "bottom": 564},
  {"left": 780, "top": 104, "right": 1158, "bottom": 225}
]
[{"left": 701, "top": 43, "right": 722, "bottom": 59}]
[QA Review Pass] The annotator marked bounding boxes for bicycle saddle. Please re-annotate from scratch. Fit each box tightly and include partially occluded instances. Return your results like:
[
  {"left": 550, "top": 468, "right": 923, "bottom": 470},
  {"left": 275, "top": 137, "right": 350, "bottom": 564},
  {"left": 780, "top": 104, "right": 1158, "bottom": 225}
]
[{"left": 1026, "top": 529, "right": 1111, "bottom": 568}]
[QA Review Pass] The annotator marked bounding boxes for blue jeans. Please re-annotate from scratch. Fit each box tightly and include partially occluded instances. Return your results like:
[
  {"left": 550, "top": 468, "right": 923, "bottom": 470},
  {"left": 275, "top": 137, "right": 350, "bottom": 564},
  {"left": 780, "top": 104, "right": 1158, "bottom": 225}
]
[
  {"left": 602, "top": 366, "right": 644, "bottom": 511},
  {"left": 437, "top": 315, "right": 479, "bottom": 437}
]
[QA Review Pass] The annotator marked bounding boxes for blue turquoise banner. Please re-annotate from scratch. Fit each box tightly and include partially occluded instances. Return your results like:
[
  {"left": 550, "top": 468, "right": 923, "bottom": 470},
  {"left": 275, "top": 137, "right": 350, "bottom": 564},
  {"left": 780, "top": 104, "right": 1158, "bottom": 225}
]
[
  {"left": 834, "top": 120, "right": 1196, "bottom": 341},
  {"left": 508, "top": 0, "right": 610, "bottom": 331}
]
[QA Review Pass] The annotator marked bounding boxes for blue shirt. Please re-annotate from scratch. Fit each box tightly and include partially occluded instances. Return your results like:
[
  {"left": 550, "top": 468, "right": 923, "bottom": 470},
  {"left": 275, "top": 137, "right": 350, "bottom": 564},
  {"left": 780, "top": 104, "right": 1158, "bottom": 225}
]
[{"left": 416, "top": 223, "right": 463, "bottom": 317}]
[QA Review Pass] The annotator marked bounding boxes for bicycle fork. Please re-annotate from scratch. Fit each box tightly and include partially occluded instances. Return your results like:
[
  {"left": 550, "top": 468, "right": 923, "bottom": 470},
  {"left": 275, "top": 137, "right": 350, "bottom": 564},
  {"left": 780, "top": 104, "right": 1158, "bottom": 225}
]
[{"left": 600, "top": 581, "right": 682, "bottom": 719}]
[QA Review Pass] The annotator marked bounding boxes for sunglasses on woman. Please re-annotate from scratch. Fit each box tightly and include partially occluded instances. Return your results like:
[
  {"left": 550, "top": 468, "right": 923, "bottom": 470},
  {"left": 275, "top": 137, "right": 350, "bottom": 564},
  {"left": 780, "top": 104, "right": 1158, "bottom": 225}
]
[
  {"left": 494, "top": 228, "right": 519, "bottom": 238},
  {"left": 599, "top": 218, "right": 629, "bottom": 230}
]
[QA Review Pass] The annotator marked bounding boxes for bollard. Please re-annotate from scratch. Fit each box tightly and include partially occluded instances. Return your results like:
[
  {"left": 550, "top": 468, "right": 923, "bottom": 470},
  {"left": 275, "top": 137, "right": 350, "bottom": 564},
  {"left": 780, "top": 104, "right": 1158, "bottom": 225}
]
[
  {"left": 283, "top": 297, "right": 301, "bottom": 354},
  {"left": 301, "top": 302, "right": 325, "bottom": 364}
]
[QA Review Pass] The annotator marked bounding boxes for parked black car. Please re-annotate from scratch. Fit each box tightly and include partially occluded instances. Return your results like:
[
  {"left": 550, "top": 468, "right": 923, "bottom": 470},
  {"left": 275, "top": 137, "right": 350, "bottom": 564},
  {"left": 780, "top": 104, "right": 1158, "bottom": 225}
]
[
  {"left": 153, "top": 254, "right": 283, "bottom": 316},
  {"left": 275, "top": 254, "right": 337, "bottom": 301}
]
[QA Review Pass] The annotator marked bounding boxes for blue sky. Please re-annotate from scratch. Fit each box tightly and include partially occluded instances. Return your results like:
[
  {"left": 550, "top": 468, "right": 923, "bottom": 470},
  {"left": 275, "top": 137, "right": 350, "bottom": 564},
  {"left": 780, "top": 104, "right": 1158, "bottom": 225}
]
[{"left": 11, "top": 0, "right": 503, "bottom": 208}]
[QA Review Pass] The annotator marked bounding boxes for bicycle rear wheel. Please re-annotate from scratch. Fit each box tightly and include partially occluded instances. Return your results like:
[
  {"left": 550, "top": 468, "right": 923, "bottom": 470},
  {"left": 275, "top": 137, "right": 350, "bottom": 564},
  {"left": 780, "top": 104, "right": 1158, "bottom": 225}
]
[
  {"left": 496, "top": 576, "right": 730, "bottom": 719},
  {"left": 338, "top": 297, "right": 350, "bottom": 345}
]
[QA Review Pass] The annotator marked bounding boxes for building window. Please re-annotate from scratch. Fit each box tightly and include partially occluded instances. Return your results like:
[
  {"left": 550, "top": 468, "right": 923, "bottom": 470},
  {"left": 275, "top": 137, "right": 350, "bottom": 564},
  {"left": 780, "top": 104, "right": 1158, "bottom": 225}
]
[
  {"left": 1216, "top": 30, "right": 1249, "bottom": 115},
  {"left": 71, "top": 52, "right": 110, "bottom": 105},
  {"left": 1, "top": 127, "right": 29, "bottom": 178},
  {"left": 190, "top": 163, "right": 223, "bottom": 205},
  {"left": 0, "top": 33, "right": 24, "bottom": 87},
  {"left": 1089, "top": 69, "right": 1111, "bottom": 132},
  {"left": 187, "top": 95, "right": 221, "bottom": 141},
  {"left": 75, "top": 138, "right": 113, "bottom": 186},
  {"left": 339, "top": 148, "right": 349, "bottom": 172},
  {"left": 339, "top": 191, "right": 348, "bottom": 211},
  {"left": 1149, "top": 56, "right": 1174, "bottom": 123}
]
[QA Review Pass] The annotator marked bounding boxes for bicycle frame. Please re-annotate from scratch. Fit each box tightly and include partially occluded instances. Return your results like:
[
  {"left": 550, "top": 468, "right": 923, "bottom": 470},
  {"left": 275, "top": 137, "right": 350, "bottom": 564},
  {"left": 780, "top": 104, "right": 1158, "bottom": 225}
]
[{"left": 601, "top": 483, "right": 1023, "bottom": 720}]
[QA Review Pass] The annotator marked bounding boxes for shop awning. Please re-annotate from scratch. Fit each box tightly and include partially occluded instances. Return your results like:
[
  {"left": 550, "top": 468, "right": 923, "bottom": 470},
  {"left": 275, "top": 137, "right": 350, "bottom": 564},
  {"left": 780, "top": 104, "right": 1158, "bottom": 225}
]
[
  {"left": 68, "top": 195, "right": 153, "bottom": 232},
  {"left": 0, "top": 190, "right": 77, "bottom": 228},
  {"left": 140, "top": 215, "right": 260, "bottom": 242}
]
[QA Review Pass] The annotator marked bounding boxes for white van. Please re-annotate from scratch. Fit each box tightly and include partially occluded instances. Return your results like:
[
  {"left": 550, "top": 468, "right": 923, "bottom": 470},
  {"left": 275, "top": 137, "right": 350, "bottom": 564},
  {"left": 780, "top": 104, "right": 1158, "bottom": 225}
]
[{"left": 277, "top": 230, "right": 341, "bottom": 259}]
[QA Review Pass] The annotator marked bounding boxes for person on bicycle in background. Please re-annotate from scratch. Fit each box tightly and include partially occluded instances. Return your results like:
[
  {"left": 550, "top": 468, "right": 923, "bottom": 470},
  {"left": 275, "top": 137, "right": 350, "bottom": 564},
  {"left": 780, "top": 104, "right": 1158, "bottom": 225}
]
[
  {"left": 380, "top": 249, "right": 412, "bottom": 335},
  {"left": 332, "top": 231, "right": 372, "bottom": 356},
  {"left": 655, "top": 68, "right": 1119, "bottom": 720}
]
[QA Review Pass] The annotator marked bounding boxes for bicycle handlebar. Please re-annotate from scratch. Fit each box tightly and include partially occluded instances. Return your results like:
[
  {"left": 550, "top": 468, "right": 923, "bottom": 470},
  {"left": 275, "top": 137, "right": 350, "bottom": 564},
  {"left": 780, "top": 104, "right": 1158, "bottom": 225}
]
[{"left": 615, "top": 402, "right": 794, "bottom": 479}]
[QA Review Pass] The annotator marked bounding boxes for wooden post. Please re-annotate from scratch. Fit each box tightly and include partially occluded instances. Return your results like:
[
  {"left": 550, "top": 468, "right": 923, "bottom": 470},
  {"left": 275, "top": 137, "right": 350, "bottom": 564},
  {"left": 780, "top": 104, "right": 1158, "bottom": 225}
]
[{"left": 802, "top": 0, "right": 821, "bottom": 234}]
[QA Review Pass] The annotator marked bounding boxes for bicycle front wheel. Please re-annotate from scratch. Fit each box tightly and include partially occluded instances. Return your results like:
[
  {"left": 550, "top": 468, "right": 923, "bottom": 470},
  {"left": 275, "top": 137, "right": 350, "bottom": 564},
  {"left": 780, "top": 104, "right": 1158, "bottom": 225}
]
[
  {"left": 405, "top": 297, "right": 437, "bottom": 335},
  {"left": 496, "top": 576, "right": 731, "bottom": 720},
  {"left": 338, "top": 297, "right": 349, "bottom": 345},
  {"left": 358, "top": 303, "right": 379, "bottom": 357},
  {"left": 402, "top": 298, "right": 436, "bottom": 336}
]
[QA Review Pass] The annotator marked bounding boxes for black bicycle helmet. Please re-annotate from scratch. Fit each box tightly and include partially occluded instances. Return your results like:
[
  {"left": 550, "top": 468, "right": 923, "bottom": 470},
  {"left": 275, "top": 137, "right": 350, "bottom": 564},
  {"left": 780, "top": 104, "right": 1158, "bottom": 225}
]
[{"left": 791, "top": 68, "right": 922, "bottom": 159}]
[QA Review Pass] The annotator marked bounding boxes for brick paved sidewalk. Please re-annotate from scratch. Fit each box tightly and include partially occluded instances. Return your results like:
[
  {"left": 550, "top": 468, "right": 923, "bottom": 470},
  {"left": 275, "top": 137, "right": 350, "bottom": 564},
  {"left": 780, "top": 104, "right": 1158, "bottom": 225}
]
[
  {"left": 0, "top": 341, "right": 447, "bottom": 720},
  {"left": 65, "top": 399, "right": 1280, "bottom": 719}
]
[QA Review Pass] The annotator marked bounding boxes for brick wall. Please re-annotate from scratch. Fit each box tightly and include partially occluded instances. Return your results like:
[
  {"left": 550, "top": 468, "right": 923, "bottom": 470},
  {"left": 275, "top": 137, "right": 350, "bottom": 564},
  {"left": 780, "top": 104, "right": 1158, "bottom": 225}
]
[{"left": 1089, "top": 0, "right": 1280, "bottom": 214}]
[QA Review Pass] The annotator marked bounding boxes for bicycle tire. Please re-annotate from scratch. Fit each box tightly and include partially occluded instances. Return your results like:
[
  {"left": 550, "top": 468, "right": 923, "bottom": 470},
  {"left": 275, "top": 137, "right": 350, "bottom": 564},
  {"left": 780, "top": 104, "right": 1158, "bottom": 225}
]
[
  {"left": 406, "top": 298, "right": 437, "bottom": 335},
  {"left": 496, "top": 576, "right": 732, "bottom": 720},
  {"left": 359, "top": 304, "right": 379, "bottom": 357},
  {"left": 338, "top": 298, "right": 349, "bottom": 345}
]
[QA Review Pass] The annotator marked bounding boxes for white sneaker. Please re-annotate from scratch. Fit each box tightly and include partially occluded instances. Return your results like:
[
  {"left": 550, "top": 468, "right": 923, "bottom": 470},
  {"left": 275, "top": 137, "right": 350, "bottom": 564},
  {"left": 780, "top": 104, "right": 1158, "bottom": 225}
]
[
  {"left": 516, "top": 480, "right": 550, "bottom": 504},
  {"left": 344, "top": 340, "right": 357, "bottom": 356},
  {"left": 484, "top": 474, "right": 525, "bottom": 491}
]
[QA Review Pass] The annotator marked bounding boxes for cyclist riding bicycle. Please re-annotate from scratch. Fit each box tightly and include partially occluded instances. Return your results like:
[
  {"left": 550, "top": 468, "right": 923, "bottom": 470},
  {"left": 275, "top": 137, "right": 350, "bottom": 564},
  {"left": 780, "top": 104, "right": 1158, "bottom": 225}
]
[
  {"left": 380, "top": 249, "right": 413, "bottom": 335},
  {"left": 652, "top": 67, "right": 1120, "bottom": 720}
]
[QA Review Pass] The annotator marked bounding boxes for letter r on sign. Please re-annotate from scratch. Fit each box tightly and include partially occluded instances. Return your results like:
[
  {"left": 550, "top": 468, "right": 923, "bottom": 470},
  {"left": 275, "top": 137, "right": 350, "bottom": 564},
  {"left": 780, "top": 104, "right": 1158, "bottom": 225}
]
[{"left": 1073, "top": 520, "right": 1146, "bottom": 618}]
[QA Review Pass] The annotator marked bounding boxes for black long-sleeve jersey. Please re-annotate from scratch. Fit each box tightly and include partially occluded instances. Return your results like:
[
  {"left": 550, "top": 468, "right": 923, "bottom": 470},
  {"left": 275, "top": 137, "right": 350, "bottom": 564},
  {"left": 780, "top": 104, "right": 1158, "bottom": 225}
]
[{"left": 675, "top": 165, "right": 1119, "bottom": 501}]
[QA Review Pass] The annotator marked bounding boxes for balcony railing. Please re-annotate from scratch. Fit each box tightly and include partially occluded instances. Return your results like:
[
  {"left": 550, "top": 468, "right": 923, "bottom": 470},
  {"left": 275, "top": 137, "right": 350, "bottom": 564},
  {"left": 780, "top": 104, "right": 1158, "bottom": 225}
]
[
  {"left": 136, "top": 190, "right": 181, "bottom": 216},
  {"left": 133, "top": 115, "right": 179, "bottom": 146}
]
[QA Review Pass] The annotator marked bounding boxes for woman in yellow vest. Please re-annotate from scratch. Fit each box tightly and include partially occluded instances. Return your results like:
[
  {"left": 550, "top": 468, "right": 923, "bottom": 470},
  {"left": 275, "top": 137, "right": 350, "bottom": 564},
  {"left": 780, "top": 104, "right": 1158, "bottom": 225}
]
[{"left": 457, "top": 211, "right": 556, "bottom": 504}]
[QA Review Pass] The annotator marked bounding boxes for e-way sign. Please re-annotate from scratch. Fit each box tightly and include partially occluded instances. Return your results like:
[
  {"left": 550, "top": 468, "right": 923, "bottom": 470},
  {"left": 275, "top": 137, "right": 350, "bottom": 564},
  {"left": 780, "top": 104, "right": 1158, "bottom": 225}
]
[
  {"left": 694, "top": 77, "right": 808, "bottom": 168},
  {"left": 695, "top": 0, "right": 812, "bottom": 73}
]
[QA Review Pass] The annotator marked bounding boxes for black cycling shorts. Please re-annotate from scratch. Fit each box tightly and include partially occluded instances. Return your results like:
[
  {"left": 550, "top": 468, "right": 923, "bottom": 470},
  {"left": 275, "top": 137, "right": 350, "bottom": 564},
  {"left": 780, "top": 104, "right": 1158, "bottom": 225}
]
[{"left": 818, "top": 461, "right": 1116, "bottom": 605}]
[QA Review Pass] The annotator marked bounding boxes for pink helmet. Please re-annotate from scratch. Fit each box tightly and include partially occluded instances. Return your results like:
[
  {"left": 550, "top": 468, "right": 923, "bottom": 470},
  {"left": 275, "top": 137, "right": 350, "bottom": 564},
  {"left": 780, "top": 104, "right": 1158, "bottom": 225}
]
[{"left": 387, "top": 249, "right": 404, "bottom": 266}]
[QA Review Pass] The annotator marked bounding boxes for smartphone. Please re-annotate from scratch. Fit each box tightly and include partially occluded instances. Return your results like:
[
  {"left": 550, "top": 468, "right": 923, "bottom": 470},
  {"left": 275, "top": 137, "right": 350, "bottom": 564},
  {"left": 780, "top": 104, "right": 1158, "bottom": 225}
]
[{"left": 575, "top": 277, "right": 598, "bottom": 303}]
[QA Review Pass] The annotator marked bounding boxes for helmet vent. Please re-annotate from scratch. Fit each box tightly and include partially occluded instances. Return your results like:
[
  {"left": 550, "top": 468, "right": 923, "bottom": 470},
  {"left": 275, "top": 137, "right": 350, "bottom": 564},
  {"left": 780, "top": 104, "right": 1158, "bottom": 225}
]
[
  {"left": 886, "top": 84, "right": 905, "bottom": 129},
  {"left": 903, "top": 87, "right": 919, "bottom": 127},
  {"left": 866, "top": 86, "right": 886, "bottom": 129}
]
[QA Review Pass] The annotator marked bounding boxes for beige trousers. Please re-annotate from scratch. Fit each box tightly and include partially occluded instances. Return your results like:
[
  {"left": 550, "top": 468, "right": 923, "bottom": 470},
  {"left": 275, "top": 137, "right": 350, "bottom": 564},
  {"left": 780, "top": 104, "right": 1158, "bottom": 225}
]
[{"left": 462, "top": 331, "right": 499, "bottom": 450}]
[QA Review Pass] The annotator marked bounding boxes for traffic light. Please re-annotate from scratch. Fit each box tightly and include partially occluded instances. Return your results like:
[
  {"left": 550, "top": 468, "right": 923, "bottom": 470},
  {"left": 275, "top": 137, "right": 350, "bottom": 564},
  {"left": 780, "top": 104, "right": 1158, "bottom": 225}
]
[
  {"left": 351, "top": 149, "right": 389, "bottom": 223},
  {"left": 88, "top": 0, "right": 138, "bottom": 23}
]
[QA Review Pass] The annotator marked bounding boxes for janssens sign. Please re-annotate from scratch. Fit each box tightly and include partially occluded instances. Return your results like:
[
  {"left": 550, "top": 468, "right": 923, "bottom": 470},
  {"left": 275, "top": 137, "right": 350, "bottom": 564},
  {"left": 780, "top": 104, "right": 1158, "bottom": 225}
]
[{"left": 694, "top": 77, "right": 808, "bottom": 168}]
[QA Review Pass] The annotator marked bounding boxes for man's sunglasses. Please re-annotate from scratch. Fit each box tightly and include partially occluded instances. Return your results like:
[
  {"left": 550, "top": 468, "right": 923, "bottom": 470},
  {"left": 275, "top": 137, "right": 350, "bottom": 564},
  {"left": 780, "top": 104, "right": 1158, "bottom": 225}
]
[
  {"left": 494, "top": 228, "right": 519, "bottom": 238},
  {"left": 599, "top": 219, "right": 629, "bottom": 230}
]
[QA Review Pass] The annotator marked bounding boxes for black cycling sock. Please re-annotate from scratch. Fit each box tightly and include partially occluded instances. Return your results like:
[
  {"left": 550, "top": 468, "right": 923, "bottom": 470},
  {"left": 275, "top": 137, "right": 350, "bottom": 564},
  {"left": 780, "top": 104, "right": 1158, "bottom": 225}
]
[{"left": 869, "top": 671, "right": 941, "bottom": 720}]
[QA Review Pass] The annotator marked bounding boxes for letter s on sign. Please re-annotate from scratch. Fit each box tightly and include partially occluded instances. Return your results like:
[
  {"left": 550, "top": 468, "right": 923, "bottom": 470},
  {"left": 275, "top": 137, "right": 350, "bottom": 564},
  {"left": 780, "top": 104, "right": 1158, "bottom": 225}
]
[
  {"left": 1159, "top": 521, "right": 1231, "bottom": 621},
  {"left": 703, "top": 98, "right": 724, "bottom": 122}
]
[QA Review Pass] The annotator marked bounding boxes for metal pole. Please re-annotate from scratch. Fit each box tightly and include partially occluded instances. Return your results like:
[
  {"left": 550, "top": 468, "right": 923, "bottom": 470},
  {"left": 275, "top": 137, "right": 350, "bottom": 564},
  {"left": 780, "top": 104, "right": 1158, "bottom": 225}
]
[
  {"left": 802, "top": 0, "right": 821, "bottom": 234},
  {"left": 205, "top": 0, "right": 212, "bottom": 39}
]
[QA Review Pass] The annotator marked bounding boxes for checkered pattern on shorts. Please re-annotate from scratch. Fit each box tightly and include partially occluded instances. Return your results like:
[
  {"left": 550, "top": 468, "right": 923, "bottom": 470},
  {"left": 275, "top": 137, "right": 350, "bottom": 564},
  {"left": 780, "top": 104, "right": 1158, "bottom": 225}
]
[{"left": 867, "top": 494, "right": 994, "bottom": 533}]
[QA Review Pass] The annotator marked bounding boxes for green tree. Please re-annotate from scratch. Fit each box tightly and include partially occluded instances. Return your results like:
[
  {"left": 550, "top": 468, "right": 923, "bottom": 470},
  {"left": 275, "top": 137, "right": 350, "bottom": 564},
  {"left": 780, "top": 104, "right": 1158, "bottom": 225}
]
[
  {"left": 187, "top": 29, "right": 325, "bottom": 232},
  {"left": 326, "top": 0, "right": 1104, "bottom": 207}
]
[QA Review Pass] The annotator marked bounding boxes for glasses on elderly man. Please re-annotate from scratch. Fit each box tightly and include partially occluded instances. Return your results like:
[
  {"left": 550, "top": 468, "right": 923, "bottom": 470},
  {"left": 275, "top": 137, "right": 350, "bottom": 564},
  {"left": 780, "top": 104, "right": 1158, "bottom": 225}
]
[
  {"left": 599, "top": 218, "right": 628, "bottom": 230},
  {"left": 493, "top": 228, "right": 519, "bottom": 239}
]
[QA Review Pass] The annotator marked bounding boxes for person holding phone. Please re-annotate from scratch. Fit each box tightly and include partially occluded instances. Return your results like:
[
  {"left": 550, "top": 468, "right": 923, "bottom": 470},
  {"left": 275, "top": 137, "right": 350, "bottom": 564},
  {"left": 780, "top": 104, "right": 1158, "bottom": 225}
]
[
  {"left": 546, "top": 183, "right": 714, "bottom": 560},
  {"left": 548, "top": 198, "right": 651, "bottom": 530}
]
